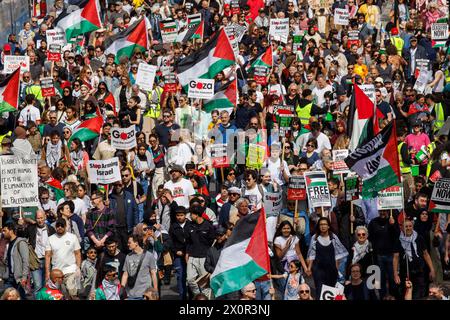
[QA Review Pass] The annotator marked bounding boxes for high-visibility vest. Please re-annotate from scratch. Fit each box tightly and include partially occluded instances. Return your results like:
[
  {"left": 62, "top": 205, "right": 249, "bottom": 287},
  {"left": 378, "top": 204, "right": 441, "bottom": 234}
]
[
  {"left": 296, "top": 102, "right": 313, "bottom": 125},
  {"left": 145, "top": 86, "right": 163, "bottom": 119},
  {"left": 0, "top": 131, "right": 11, "bottom": 151},
  {"left": 398, "top": 142, "right": 411, "bottom": 174},
  {"left": 445, "top": 68, "right": 450, "bottom": 84},
  {"left": 390, "top": 36, "right": 404, "bottom": 56},
  {"left": 426, "top": 141, "right": 437, "bottom": 177},
  {"left": 25, "top": 85, "right": 44, "bottom": 104},
  {"left": 433, "top": 102, "right": 445, "bottom": 133}
]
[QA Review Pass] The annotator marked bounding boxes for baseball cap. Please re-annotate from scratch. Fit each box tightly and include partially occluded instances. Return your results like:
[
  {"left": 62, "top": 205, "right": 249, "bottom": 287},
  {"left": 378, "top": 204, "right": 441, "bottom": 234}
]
[
  {"left": 175, "top": 206, "right": 187, "bottom": 214},
  {"left": 375, "top": 77, "right": 384, "bottom": 84},
  {"left": 410, "top": 36, "right": 418, "bottom": 42},
  {"left": 169, "top": 165, "right": 185, "bottom": 175},
  {"left": 384, "top": 78, "right": 392, "bottom": 83},
  {"left": 228, "top": 187, "right": 241, "bottom": 194}
]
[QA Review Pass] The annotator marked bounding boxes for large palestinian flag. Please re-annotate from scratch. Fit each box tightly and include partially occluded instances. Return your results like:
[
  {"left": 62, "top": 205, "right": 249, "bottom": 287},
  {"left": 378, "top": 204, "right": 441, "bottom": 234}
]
[
  {"left": 53, "top": 0, "right": 102, "bottom": 43},
  {"left": 203, "top": 78, "right": 237, "bottom": 113},
  {"left": 246, "top": 45, "right": 273, "bottom": 74},
  {"left": 344, "top": 121, "right": 401, "bottom": 198},
  {"left": 104, "top": 18, "right": 149, "bottom": 64},
  {"left": 347, "top": 84, "right": 375, "bottom": 151},
  {"left": 0, "top": 68, "right": 20, "bottom": 114},
  {"left": 68, "top": 116, "right": 103, "bottom": 145},
  {"left": 176, "top": 28, "right": 235, "bottom": 92},
  {"left": 176, "top": 21, "right": 204, "bottom": 43},
  {"left": 210, "top": 209, "right": 270, "bottom": 297},
  {"left": 45, "top": 177, "right": 65, "bottom": 201}
]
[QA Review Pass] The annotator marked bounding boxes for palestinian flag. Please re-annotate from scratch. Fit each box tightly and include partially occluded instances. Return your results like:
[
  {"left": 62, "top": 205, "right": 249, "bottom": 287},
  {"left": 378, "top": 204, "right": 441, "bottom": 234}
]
[
  {"left": 176, "top": 28, "right": 235, "bottom": 92},
  {"left": 203, "top": 78, "right": 237, "bottom": 113},
  {"left": 344, "top": 121, "right": 401, "bottom": 198},
  {"left": 246, "top": 45, "right": 273, "bottom": 74},
  {"left": 176, "top": 21, "right": 204, "bottom": 43},
  {"left": 45, "top": 177, "right": 65, "bottom": 201},
  {"left": 68, "top": 116, "right": 103, "bottom": 145},
  {"left": 104, "top": 18, "right": 149, "bottom": 64},
  {"left": 103, "top": 92, "right": 117, "bottom": 116},
  {"left": 0, "top": 68, "right": 20, "bottom": 114},
  {"left": 187, "top": 13, "right": 202, "bottom": 26},
  {"left": 210, "top": 209, "right": 270, "bottom": 297},
  {"left": 53, "top": 0, "right": 102, "bottom": 43},
  {"left": 347, "top": 84, "right": 375, "bottom": 151}
]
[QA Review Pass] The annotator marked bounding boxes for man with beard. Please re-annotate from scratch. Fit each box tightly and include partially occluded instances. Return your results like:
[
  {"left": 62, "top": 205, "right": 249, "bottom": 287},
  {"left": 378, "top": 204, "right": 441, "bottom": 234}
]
[
  {"left": 405, "top": 192, "right": 429, "bottom": 221},
  {"left": 36, "top": 268, "right": 65, "bottom": 300}
]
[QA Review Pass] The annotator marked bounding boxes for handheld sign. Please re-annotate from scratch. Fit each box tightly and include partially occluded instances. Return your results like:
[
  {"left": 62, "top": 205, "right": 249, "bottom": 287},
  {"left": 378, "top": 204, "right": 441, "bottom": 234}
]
[
  {"left": 46, "top": 29, "right": 66, "bottom": 46},
  {"left": 332, "top": 149, "right": 350, "bottom": 174},
  {"left": 344, "top": 174, "right": 359, "bottom": 201},
  {"left": 88, "top": 158, "right": 122, "bottom": 185},
  {"left": 269, "top": 18, "right": 289, "bottom": 43},
  {"left": 164, "top": 73, "right": 178, "bottom": 93},
  {"left": 377, "top": 183, "right": 404, "bottom": 210},
  {"left": 430, "top": 178, "right": 450, "bottom": 213},
  {"left": 0, "top": 156, "right": 39, "bottom": 208},
  {"left": 334, "top": 8, "right": 349, "bottom": 25},
  {"left": 40, "top": 78, "right": 56, "bottom": 97},
  {"left": 47, "top": 44, "right": 62, "bottom": 62},
  {"left": 188, "top": 79, "right": 214, "bottom": 99},
  {"left": 4, "top": 55, "right": 30, "bottom": 74},
  {"left": 111, "top": 126, "right": 137, "bottom": 150},
  {"left": 304, "top": 171, "right": 332, "bottom": 208},
  {"left": 210, "top": 143, "right": 229, "bottom": 168},
  {"left": 320, "top": 285, "right": 340, "bottom": 300},
  {"left": 135, "top": 63, "right": 157, "bottom": 92},
  {"left": 160, "top": 19, "right": 178, "bottom": 44},
  {"left": 431, "top": 23, "right": 448, "bottom": 48},
  {"left": 264, "top": 192, "right": 283, "bottom": 217},
  {"left": 287, "top": 176, "right": 306, "bottom": 200}
]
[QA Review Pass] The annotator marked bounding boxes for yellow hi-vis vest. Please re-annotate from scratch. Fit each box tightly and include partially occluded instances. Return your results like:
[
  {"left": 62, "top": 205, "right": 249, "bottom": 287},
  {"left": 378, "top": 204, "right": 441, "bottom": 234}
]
[
  {"left": 0, "top": 131, "right": 12, "bottom": 151},
  {"left": 296, "top": 102, "right": 313, "bottom": 125},
  {"left": 25, "top": 85, "right": 44, "bottom": 104},
  {"left": 145, "top": 86, "right": 163, "bottom": 119},
  {"left": 433, "top": 102, "right": 445, "bottom": 133},
  {"left": 445, "top": 69, "right": 450, "bottom": 84},
  {"left": 426, "top": 141, "right": 437, "bottom": 177},
  {"left": 391, "top": 36, "right": 404, "bottom": 56},
  {"left": 398, "top": 142, "right": 411, "bottom": 174}
]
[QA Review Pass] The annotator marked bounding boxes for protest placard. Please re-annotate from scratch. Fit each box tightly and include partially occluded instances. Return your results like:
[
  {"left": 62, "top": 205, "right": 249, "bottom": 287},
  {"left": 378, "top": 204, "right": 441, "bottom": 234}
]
[
  {"left": 430, "top": 178, "right": 450, "bottom": 213},
  {"left": 210, "top": 143, "right": 229, "bottom": 168},
  {"left": 304, "top": 171, "right": 331, "bottom": 208},
  {"left": 347, "top": 30, "right": 360, "bottom": 47},
  {"left": 135, "top": 63, "right": 157, "bottom": 91},
  {"left": 231, "top": 0, "right": 240, "bottom": 14},
  {"left": 344, "top": 174, "right": 359, "bottom": 201},
  {"left": 88, "top": 157, "right": 121, "bottom": 185},
  {"left": 287, "top": 176, "right": 306, "bottom": 200},
  {"left": 4, "top": 55, "right": 30, "bottom": 74},
  {"left": 164, "top": 73, "right": 178, "bottom": 93},
  {"left": 253, "top": 65, "right": 269, "bottom": 85},
  {"left": 46, "top": 29, "right": 66, "bottom": 46},
  {"left": 332, "top": 149, "right": 350, "bottom": 174},
  {"left": 293, "top": 33, "right": 304, "bottom": 52},
  {"left": 275, "top": 105, "right": 294, "bottom": 136},
  {"left": 247, "top": 143, "right": 266, "bottom": 169},
  {"left": 160, "top": 19, "right": 178, "bottom": 44},
  {"left": 377, "top": 184, "right": 404, "bottom": 210},
  {"left": 0, "top": 156, "right": 39, "bottom": 208},
  {"left": 264, "top": 192, "right": 283, "bottom": 216},
  {"left": 21, "top": 206, "right": 38, "bottom": 220},
  {"left": 431, "top": 23, "right": 448, "bottom": 47},
  {"left": 40, "top": 78, "right": 56, "bottom": 97},
  {"left": 269, "top": 18, "right": 289, "bottom": 43},
  {"left": 111, "top": 126, "right": 136, "bottom": 150},
  {"left": 334, "top": 8, "right": 349, "bottom": 25},
  {"left": 47, "top": 44, "right": 62, "bottom": 62},
  {"left": 188, "top": 79, "right": 215, "bottom": 99},
  {"left": 320, "top": 285, "right": 341, "bottom": 300}
]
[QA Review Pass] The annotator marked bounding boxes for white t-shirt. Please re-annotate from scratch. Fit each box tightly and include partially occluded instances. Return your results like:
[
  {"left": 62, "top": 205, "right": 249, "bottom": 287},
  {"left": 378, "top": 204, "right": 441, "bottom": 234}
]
[
  {"left": 274, "top": 235, "right": 299, "bottom": 259},
  {"left": 46, "top": 232, "right": 81, "bottom": 274},
  {"left": 57, "top": 197, "right": 88, "bottom": 217},
  {"left": 263, "top": 158, "right": 291, "bottom": 186},
  {"left": 312, "top": 85, "right": 332, "bottom": 106},
  {"left": 18, "top": 105, "right": 41, "bottom": 127},
  {"left": 164, "top": 178, "right": 195, "bottom": 208},
  {"left": 244, "top": 185, "right": 264, "bottom": 211},
  {"left": 301, "top": 132, "right": 332, "bottom": 153}
]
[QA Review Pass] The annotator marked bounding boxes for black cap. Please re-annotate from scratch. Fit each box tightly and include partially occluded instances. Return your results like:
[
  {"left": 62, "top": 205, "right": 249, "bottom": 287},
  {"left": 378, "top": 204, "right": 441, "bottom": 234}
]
[
  {"left": 190, "top": 204, "right": 204, "bottom": 216},
  {"left": 215, "top": 227, "right": 227, "bottom": 237},
  {"left": 175, "top": 206, "right": 187, "bottom": 214}
]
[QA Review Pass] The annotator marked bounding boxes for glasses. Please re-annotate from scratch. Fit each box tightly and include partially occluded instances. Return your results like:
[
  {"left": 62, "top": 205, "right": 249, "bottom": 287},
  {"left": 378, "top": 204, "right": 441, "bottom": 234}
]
[
  {"left": 74, "top": 84, "right": 80, "bottom": 87},
  {"left": 299, "top": 290, "right": 310, "bottom": 294},
  {"left": 299, "top": 167, "right": 307, "bottom": 171},
  {"left": 163, "top": 114, "right": 171, "bottom": 118},
  {"left": 284, "top": 146, "right": 290, "bottom": 149},
  {"left": 228, "top": 172, "right": 235, "bottom": 176},
  {"left": 143, "top": 227, "right": 151, "bottom": 231},
  {"left": 122, "top": 174, "right": 130, "bottom": 177},
  {"left": 306, "top": 144, "right": 314, "bottom": 147},
  {"left": 149, "top": 139, "right": 157, "bottom": 143},
  {"left": 246, "top": 289, "right": 256, "bottom": 293},
  {"left": 357, "top": 233, "right": 366, "bottom": 236}
]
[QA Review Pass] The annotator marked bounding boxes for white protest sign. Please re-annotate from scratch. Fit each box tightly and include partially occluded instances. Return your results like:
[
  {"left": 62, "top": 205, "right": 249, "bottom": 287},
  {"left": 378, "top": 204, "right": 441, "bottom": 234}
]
[
  {"left": 88, "top": 157, "right": 122, "bottom": 185},
  {"left": 135, "top": 63, "right": 157, "bottom": 91},
  {"left": 46, "top": 29, "right": 66, "bottom": 46},
  {"left": 269, "top": 18, "right": 289, "bottom": 43},
  {"left": 377, "top": 184, "right": 404, "bottom": 210},
  {"left": 304, "top": 171, "right": 332, "bottom": 208},
  {"left": 359, "top": 84, "right": 376, "bottom": 105},
  {"left": 414, "top": 69, "right": 432, "bottom": 94},
  {"left": 188, "top": 79, "right": 215, "bottom": 99},
  {"left": 320, "top": 285, "right": 340, "bottom": 300},
  {"left": 264, "top": 192, "right": 283, "bottom": 216},
  {"left": 430, "top": 178, "right": 450, "bottom": 213},
  {"left": 332, "top": 149, "right": 350, "bottom": 174},
  {"left": 334, "top": 8, "right": 349, "bottom": 25},
  {"left": 161, "top": 19, "right": 178, "bottom": 44},
  {"left": 0, "top": 156, "right": 39, "bottom": 208},
  {"left": 431, "top": 23, "right": 449, "bottom": 41},
  {"left": 4, "top": 55, "right": 30, "bottom": 74},
  {"left": 111, "top": 126, "right": 137, "bottom": 150}
]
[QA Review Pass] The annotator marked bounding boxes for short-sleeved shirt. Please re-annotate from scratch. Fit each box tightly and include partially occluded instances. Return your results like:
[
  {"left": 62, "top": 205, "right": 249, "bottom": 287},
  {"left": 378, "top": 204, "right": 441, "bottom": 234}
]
[
  {"left": 18, "top": 105, "right": 41, "bottom": 127},
  {"left": 124, "top": 251, "right": 157, "bottom": 298},
  {"left": 163, "top": 178, "right": 195, "bottom": 208},
  {"left": 46, "top": 232, "right": 81, "bottom": 275},
  {"left": 274, "top": 235, "right": 299, "bottom": 260}
]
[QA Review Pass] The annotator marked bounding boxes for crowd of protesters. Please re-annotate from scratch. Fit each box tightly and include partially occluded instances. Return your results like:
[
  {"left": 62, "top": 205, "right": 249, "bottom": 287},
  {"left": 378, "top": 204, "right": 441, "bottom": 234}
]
[{"left": 0, "top": 0, "right": 450, "bottom": 301}]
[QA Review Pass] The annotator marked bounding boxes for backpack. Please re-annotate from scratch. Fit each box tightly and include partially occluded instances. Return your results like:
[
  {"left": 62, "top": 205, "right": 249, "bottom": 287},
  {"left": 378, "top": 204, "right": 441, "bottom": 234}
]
[{"left": 18, "top": 240, "right": 40, "bottom": 271}]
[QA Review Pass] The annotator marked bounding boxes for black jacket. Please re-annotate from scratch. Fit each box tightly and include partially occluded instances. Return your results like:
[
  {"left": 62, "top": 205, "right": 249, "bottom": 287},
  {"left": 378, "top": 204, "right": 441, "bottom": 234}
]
[
  {"left": 186, "top": 219, "right": 215, "bottom": 258},
  {"left": 169, "top": 220, "right": 192, "bottom": 255},
  {"left": 334, "top": 202, "right": 366, "bottom": 251},
  {"left": 368, "top": 217, "right": 400, "bottom": 255},
  {"left": 204, "top": 242, "right": 224, "bottom": 273},
  {"left": 18, "top": 223, "right": 56, "bottom": 249}
]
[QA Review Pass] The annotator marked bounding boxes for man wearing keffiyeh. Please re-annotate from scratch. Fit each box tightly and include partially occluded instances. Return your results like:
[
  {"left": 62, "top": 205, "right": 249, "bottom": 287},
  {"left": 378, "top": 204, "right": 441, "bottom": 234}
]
[
  {"left": 36, "top": 269, "right": 65, "bottom": 300},
  {"left": 393, "top": 219, "right": 435, "bottom": 299}
]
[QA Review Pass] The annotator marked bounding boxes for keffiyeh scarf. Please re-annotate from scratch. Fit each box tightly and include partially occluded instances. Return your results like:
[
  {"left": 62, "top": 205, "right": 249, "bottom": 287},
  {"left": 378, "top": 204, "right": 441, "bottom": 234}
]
[
  {"left": 101, "top": 279, "right": 120, "bottom": 300},
  {"left": 352, "top": 240, "right": 370, "bottom": 265},
  {"left": 399, "top": 230, "right": 418, "bottom": 262},
  {"left": 46, "top": 140, "right": 62, "bottom": 169}
]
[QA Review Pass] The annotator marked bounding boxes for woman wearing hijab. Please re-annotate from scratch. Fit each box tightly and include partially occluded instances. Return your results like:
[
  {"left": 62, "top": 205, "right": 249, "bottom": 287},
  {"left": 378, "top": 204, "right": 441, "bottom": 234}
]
[{"left": 393, "top": 219, "right": 435, "bottom": 299}]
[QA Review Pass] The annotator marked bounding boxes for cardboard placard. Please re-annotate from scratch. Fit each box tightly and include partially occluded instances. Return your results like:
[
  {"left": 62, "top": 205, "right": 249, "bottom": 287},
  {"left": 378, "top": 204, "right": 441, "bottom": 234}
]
[
  {"left": 332, "top": 149, "right": 350, "bottom": 174},
  {"left": 334, "top": 8, "right": 349, "bottom": 25},
  {"left": 188, "top": 79, "right": 215, "bottom": 99},
  {"left": 211, "top": 143, "right": 229, "bottom": 168},
  {"left": 40, "top": 77, "right": 56, "bottom": 97},
  {"left": 269, "top": 18, "right": 289, "bottom": 43},
  {"left": 287, "top": 175, "right": 306, "bottom": 200},
  {"left": 344, "top": 174, "right": 359, "bottom": 201},
  {"left": 430, "top": 178, "right": 450, "bottom": 213},
  {"left": 164, "top": 73, "right": 178, "bottom": 93},
  {"left": 377, "top": 183, "right": 404, "bottom": 210},
  {"left": 47, "top": 44, "right": 62, "bottom": 62},
  {"left": 304, "top": 171, "right": 332, "bottom": 208},
  {"left": 264, "top": 192, "right": 283, "bottom": 216},
  {"left": 0, "top": 156, "right": 39, "bottom": 208},
  {"left": 160, "top": 19, "right": 178, "bottom": 44},
  {"left": 135, "top": 63, "right": 157, "bottom": 92},
  {"left": 46, "top": 29, "right": 66, "bottom": 46}
]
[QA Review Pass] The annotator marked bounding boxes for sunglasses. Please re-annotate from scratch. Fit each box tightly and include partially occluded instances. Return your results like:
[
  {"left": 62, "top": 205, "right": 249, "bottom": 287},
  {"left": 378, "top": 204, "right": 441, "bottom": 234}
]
[
  {"left": 306, "top": 144, "right": 315, "bottom": 147},
  {"left": 228, "top": 172, "right": 235, "bottom": 176},
  {"left": 299, "top": 290, "right": 310, "bottom": 294},
  {"left": 357, "top": 233, "right": 366, "bottom": 236},
  {"left": 143, "top": 227, "right": 151, "bottom": 231},
  {"left": 163, "top": 114, "right": 171, "bottom": 117}
]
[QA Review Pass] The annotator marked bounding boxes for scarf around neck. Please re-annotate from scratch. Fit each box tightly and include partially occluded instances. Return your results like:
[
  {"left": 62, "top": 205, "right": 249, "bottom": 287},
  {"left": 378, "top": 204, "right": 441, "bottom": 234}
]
[
  {"left": 399, "top": 230, "right": 418, "bottom": 262},
  {"left": 46, "top": 140, "right": 62, "bottom": 169},
  {"left": 101, "top": 279, "right": 120, "bottom": 300},
  {"left": 352, "top": 240, "right": 370, "bottom": 264}
]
